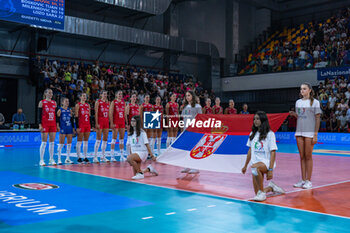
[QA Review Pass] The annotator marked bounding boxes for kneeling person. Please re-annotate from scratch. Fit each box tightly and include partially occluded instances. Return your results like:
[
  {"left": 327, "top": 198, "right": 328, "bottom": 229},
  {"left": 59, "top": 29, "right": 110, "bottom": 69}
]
[{"left": 127, "top": 115, "right": 158, "bottom": 180}]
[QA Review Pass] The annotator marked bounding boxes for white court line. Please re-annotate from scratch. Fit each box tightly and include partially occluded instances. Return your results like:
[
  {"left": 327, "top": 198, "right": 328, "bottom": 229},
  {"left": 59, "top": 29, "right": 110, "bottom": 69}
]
[
  {"left": 48, "top": 167, "right": 350, "bottom": 220},
  {"left": 207, "top": 205, "right": 216, "bottom": 208},
  {"left": 165, "top": 212, "right": 176, "bottom": 215},
  {"left": 141, "top": 216, "right": 153, "bottom": 220},
  {"left": 187, "top": 208, "right": 197, "bottom": 212}
]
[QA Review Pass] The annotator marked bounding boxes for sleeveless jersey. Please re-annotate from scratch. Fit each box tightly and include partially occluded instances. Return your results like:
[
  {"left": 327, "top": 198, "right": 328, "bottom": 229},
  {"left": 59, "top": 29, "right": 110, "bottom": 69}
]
[
  {"left": 142, "top": 103, "right": 153, "bottom": 112},
  {"left": 41, "top": 100, "right": 57, "bottom": 126},
  {"left": 226, "top": 107, "right": 237, "bottom": 114},
  {"left": 113, "top": 100, "right": 125, "bottom": 122},
  {"left": 78, "top": 102, "right": 90, "bottom": 126},
  {"left": 203, "top": 106, "right": 213, "bottom": 114},
  {"left": 168, "top": 102, "right": 179, "bottom": 116},
  {"left": 153, "top": 104, "right": 163, "bottom": 113},
  {"left": 97, "top": 100, "right": 110, "bottom": 119},
  {"left": 59, "top": 107, "right": 73, "bottom": 128},
  {"left": 213, "top": 105, "right": 223, "bottom": 114},
  {"left": 128, "top": 103, "right": 140, "bottom": 122}
]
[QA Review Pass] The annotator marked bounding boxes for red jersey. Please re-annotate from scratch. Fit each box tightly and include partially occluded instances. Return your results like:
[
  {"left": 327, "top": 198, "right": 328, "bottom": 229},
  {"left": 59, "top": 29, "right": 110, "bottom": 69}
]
[
  {"left": 142, "top": 103, "right": 153, "bottom": 112},
  {"left": 78, "top": 102, "right": 90, "bottom": 126},
  {"left": 41, "top": 100, "right": 57, "bottom": 126},
  {"left": 113, "top": 100, "right": 125, "bottom": 122},
  {"left": 213, "top": 105, "right": 223, "bottom": 114},
  {"left": 226, "top": 107, "right": 237, "bottom": 114},
  {"left": 97, "top": 99, "right": 110, "bottom": 119},
  {"left": 128, "top": 103, "right": 140, "bottom": 122},
  {"left": 153, "top": 104, "right": 163, "bottom": 113},
  {"left": 203, "top": 106, "right": 213, "bottom": 114},
  {"left": 168, "top": 102, "right": 179, "bottom": 116}
]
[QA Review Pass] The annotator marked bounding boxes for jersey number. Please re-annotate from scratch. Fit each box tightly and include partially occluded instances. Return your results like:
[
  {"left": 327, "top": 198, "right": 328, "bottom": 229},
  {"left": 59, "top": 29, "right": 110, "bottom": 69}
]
[{"left": 49, "top": 112, "right": 54, "bottom": 121}]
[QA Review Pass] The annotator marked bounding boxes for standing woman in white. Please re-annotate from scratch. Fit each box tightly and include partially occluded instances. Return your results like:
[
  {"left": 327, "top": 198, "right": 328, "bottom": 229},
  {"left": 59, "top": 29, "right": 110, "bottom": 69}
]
[
  {"left": 290, "top": 83, "right": 322, "bottom": 189},
  {"left": 181, "top": 91, "right": 202, "bottom": 174}
]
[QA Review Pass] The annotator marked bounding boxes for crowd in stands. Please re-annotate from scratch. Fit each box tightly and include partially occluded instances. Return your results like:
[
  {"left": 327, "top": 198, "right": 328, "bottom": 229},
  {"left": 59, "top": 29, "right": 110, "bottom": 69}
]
[
  {"left": 36, "top": 57, "right": 217, "bottom": 113},
  {"left": 239, "top": 7, "right": 350, "bottom": 75}
]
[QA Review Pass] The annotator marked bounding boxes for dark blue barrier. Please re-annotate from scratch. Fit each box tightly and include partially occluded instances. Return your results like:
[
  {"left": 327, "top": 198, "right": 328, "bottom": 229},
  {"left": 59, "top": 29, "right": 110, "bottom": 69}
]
[
  {"left": 275, "top": 132, "right": 350, "bottom": 145},
  {"left": 0, "top": 131, "right": 169, "bottom": 146},
  {"left": 1, "top": 131, "right": 349, "bottom": 146}
]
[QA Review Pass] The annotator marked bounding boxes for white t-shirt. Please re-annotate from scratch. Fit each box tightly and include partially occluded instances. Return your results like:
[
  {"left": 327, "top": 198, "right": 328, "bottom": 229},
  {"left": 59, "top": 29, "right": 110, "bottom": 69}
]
[
  {"left": 182, "top": 104, "right": 202, "bottom": 126},
  {"left": 295, "top": 99, "right": 322, "bottom": 138},
  {"left": 246, "top": 131, "right": 278, "bottom": 169},
  {"left": 126, "top": 130, "right": 149, "bottom": 154}
]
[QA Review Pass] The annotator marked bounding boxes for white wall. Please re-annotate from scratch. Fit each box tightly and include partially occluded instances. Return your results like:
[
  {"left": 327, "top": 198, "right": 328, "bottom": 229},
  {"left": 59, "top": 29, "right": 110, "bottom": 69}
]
[{"left": 222, "top": 70, "right": 318, "bottom": 92}]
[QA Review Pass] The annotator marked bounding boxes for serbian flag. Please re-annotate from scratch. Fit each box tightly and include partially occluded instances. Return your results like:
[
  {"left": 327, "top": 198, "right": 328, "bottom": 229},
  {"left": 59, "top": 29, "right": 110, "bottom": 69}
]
[{"left": 157, "top": 113, "right": 289, "bottom": 173}]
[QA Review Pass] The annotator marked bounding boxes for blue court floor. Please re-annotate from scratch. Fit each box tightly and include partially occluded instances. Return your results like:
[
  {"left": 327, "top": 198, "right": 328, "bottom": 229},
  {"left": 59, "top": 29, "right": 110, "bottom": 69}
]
[{"left": 0, "top": 143, "right": 349, "bottom": 233}]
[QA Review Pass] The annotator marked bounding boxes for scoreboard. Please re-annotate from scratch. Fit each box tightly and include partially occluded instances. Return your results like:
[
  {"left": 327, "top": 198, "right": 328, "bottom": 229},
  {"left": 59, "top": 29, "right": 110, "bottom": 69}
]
[{"left": 0, "top": 0, "right": 65, "bottom": 30}]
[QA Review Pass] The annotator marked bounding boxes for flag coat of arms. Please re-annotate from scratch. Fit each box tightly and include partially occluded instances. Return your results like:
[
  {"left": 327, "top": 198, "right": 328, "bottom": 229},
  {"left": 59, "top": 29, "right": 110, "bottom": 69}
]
[{"left": 157, "top": 113, "right": 288, "bottom": 173}]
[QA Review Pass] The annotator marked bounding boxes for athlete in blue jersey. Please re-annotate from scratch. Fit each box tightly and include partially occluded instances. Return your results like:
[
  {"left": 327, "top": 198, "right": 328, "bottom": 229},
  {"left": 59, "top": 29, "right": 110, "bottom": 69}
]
[{"left": 56, "top": 98, "right": 75, "bottom": 164}]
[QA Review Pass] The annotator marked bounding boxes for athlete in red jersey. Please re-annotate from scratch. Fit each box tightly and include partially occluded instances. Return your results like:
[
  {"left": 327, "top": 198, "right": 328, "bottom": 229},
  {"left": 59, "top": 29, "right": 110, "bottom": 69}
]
[
  {"left": 75, "top": 93, "right": 91, "bottom": 164},
  {"left": 38, "top": 89, "right": 58, "bottom": 166},
  {"left": 94, "top": 90, "right": 110, "bottom": 163},
  {"left": 126, "top": 93, "right": 140, "bottom": 128},
  {"left": 212, "top": 97, "right": 223, "bottom": 114},
  {"left": 140, "top": 94, "right": 154, "bottom": 138},
  {"left": 109, "top": 90, "right": 127, "bottom": 161},
  {"left": 153, "top": 96, "right": 164, "bottom": 155},
  {"left": 224, "top": 99, "right": 237, "bottom": 114},
  {"left": 202, "top": 98, "right": 213, "bottom": 114},
  {"left": 165, "top": 93, "right": 179, "bottom": 148}
]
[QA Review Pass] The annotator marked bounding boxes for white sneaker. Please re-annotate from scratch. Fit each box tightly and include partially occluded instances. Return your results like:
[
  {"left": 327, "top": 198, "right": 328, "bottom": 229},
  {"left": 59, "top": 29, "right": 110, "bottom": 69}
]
[
  {"left": 101, "top": 157, "right": 109, "bottom": 163},
  {"left": 39, "top": 160, "right": 46, "bottom": 166},
  {"left": 93, "top": 158, "right": 100, "bottom": 163},
  {"left": 57, "top": 159, "right": 62, "bottom": 165},
  {"left": 188, "top": 169, "right": 200, "bottom": 174},
  {"left": 110, "top": 157, "right": 117, "bottom": 162},
  {"left": 132, "top": 173, "right": 144, "bottom": 180},
  {"left": 65, "top": 158, "right": 73, "bottom": 164},
  {"left": 253, "top": 190, "right": 266, "bottom": 201},
  {"left": 181, "top": 168, "right": 191, "bottom": 173},
  {"left": 302, "top": 180, "right": 312, "bottom": 189},
  {"left": 293, "top": 180, "right": 305, "bottom": 188},
  {"left": 49, "top": 159, "right": 57, "bottom": 165},
  {"left": 268, "top": 181, "right": 285, "bottom": 194},
  {"left": 147, "top": 164, "right": 158, "bottom": 176}
]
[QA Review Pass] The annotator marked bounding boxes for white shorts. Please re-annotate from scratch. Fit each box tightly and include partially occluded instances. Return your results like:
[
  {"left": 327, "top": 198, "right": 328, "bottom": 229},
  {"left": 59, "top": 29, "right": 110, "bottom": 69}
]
[{"left": 135, "top": 152, "right": 148, "bottom": 162}]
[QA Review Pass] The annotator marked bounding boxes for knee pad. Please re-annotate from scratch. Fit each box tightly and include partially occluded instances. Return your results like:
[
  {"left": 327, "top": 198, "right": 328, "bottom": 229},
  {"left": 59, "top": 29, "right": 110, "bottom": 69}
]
[{"left": 251, "top": 167, "right": 258, "bottom": 176}]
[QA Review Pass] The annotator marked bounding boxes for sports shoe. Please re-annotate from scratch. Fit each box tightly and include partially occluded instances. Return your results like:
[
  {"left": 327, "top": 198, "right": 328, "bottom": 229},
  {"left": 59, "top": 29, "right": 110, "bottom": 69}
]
[
  {"left": 268, "top": 181, "right": 285, "bottom": 194},
  {"left": 132, "top": 173, "right": 144, "bottom": 180},
  {"left": 83, "top": 158, "right": 90, "bottom": 164},
  {"left": 302, "top": 180, "right": 312, "bottom": 189},
  {"left": 101, "top": 157, "right": 109, "bottom": 163},
  {"left": 77, "top": 158, "right": 83, "bottom": 164},
  {"left": 49, "top": 159, "right": 57, "bottom": 166},
  {"left": 57, "top": 159, "right": 62, "bottom": 165},
  {"left": 110, "top": 157, "right": 117, "bottom": 162},
  {"left": 93, "top": 157, "right": 100, "bottom": 163},
  {"left": 253, "top": 190, "right": 266, "bottom": 202},
  {"left": 181, "top": 168, "right": 191, "bottom": 173},
  {"left": 39, "top": 160, "right": 46, "bottom": 166},
  {"left": 188, "top": 169, "right": 200, "bottom": 174},
  {"left": 293, "top": 180, "right": 305, "bottom": 188},
  {"left": 147, "top": 164, "right": 158, "bottom": 176},
  {"left": 65, "top": 158, "right": 73, "bottom": 164}
]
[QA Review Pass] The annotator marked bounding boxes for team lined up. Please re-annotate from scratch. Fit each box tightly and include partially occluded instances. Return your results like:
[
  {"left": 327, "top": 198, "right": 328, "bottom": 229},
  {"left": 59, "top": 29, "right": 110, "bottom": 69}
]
[{"left": 37, "top": 89, "right": 239, "bottom": 166}]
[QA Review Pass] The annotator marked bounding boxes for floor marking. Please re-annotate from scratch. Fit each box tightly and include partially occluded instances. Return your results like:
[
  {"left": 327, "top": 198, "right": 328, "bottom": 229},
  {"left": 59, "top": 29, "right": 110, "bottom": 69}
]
[
  {"left": 225, "top": 202, "right": 234, "bottom": 205},
  {"left": 49, "top": 167, "right": 350, "bottom": 220},
  {"left": 141, "top": 216, "right": 153, "bottom": 220},
  {"left": 165, "top": 212, "right": 176, "bottom": 215},
  {"left": 187, "top": 208, "right": 197, "bottom": 212},
  {"left": 207, "top": 205, "right": 216, "bottom": 208}
]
